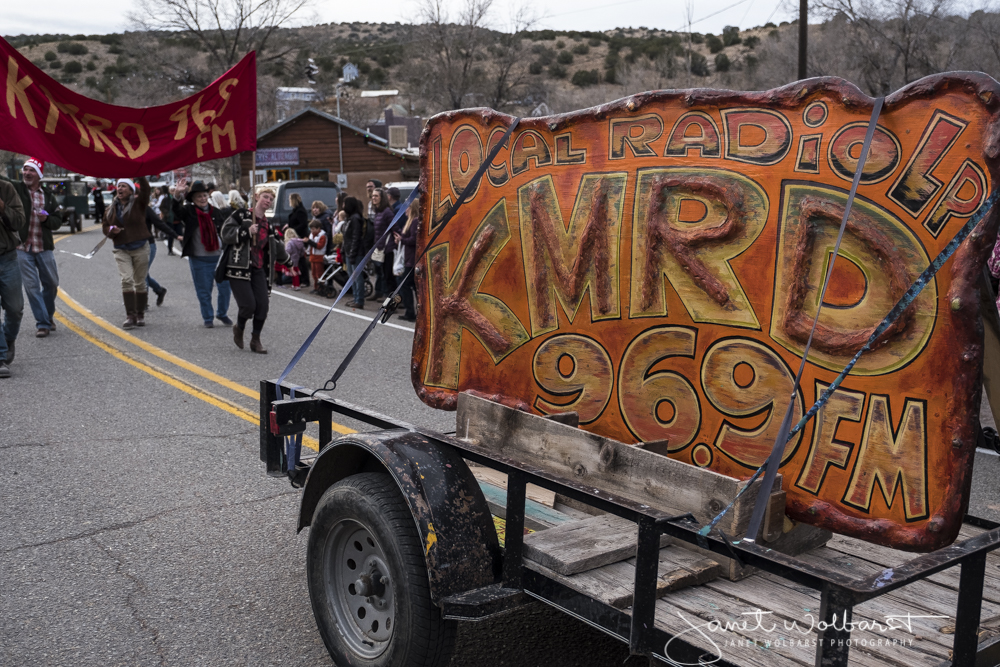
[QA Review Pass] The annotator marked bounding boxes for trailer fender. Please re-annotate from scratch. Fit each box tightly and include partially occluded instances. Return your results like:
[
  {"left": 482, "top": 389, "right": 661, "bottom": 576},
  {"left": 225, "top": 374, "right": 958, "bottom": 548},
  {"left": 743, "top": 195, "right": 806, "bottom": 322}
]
[{"left": 299, "top": 430, "right": 501, "bottom": 602}]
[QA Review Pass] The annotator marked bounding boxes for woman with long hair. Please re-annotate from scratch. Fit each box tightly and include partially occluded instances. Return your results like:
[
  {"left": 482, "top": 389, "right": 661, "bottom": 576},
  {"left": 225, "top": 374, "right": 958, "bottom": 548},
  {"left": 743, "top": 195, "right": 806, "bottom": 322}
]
[
  {"left": 220, "top": 187, "right": 290, "bottom": 353},
  {"left": 103, "top": 178, "right": 152, "bottom": 329}
]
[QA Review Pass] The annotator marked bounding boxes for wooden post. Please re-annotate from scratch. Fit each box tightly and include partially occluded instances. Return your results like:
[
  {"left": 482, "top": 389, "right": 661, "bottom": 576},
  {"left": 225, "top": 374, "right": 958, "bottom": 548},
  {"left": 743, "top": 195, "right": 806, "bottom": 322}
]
[{"left": 798, "top": 0, "right": 808, "bottom": 80}]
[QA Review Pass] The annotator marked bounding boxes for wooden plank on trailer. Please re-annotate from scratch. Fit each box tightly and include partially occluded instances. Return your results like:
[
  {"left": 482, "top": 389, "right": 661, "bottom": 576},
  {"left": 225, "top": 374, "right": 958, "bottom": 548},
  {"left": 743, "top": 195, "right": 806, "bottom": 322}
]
[
  {"left": 654, "top": 586, "right": 815, "bottom": 667},
  {"left": 695, "top": 573, "right": 950, "bottom": 667},
  {"left": 822, "top": 528, "right": 1000, "bottom": 605},
  {"left": 476, "top": 480, "right": 572, "bottom": 530},
  {"left": 525, "top": 544, "right": 720, "bottom": 609},
  {"left": 522, "top": 514, "right": 671, "bottom": 575},
  {"left": 470, "top": 464, "right": 556, "bottom": 507},
  {"left": 458, "top": 392, "right": 774, "bottom": 536}
]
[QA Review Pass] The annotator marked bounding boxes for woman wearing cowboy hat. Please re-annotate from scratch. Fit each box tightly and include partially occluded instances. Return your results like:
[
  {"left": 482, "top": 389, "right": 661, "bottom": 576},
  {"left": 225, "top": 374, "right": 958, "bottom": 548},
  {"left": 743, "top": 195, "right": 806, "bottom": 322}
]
[
  {"left": 102, "top": 177, "right": 152, "bottom": 329},
  {"left": 171, "top": 178, "right": 232, "bottom": 328}
]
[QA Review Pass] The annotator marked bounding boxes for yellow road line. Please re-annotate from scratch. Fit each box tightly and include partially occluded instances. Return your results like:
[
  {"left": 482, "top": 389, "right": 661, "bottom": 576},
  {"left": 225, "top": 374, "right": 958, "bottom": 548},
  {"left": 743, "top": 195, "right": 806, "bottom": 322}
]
[
  {"left": 59, "top": 291, "right": 260, "bottom": 401},
  {"left": 56, "top": 292, "right": 355, "bottom": 437},
  {"left": 55, "top": 312, "right": 261, "bottom": 426},
  {"left": 54, "top": 230, "right": 357, "bottom": 442}
]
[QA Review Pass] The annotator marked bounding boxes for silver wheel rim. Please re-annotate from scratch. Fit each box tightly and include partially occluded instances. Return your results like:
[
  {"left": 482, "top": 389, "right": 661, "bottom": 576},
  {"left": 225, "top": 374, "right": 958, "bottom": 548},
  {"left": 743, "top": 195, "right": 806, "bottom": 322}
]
[{"left": 324, "top": 519, "right": 395, "bottom": 658}]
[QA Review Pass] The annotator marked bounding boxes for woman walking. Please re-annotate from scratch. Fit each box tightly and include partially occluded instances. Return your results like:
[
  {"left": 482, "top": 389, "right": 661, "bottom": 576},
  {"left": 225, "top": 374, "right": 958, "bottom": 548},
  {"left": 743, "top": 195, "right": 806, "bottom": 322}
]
[
  {"left": 172, "top": 179, "right": 232, "bottom": 328},
  {"left": 220, "top": 187, "right": 290, "bottom": 353},
  {"left": 103, "top": 178, "right": 152, "bottom": 329},
  {"left": 341, "top": 197, "right": 366, "bottom": 309}
]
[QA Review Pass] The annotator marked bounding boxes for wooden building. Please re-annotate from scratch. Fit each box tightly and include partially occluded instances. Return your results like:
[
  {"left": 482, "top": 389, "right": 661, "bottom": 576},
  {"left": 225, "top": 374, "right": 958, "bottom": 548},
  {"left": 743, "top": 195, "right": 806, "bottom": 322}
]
[{"left": 239, "top": 108, "right": 419, "bottom": 200}]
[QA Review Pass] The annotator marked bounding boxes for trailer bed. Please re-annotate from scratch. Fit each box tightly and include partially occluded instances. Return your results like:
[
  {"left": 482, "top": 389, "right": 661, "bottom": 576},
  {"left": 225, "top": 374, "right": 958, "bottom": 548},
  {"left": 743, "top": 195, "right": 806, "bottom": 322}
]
[{"left": 513, "top": 512, "right": 1000, "bottom": 667}]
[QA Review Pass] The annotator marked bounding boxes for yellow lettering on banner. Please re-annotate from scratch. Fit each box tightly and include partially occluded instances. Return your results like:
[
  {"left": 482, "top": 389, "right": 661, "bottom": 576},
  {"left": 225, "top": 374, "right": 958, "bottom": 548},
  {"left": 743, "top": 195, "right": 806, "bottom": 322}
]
[
  {"left": 5, "top": 56, "right": 37, "bottom": 128},
  {"left": 212, "top": 121, "right": 236, "bottom": 153},
  {"left": 81, "top": 114, "right": 125, "bottom": 157},
  {"left": 191, "top": 95, "right": 216, "bottom": 132},
  {"left": 170, "top": 104, "right": 190, "bottom": 140},
  {"left": 216, "top": 78, "right": 238, "bottom": 118},
  {"left": 115, "top": 122, "right": 150, "bottom": 159},
  {"left": 196, "top": 130, "right": 210, "bottom": 158},
  {"left": 38, "top": 85, "right": 89, "bottom": 147}
]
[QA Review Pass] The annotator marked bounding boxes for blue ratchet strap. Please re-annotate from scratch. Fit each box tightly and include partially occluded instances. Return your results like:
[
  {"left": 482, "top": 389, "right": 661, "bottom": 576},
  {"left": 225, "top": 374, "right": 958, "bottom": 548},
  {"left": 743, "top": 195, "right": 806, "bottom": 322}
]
[
  {"left": 273, "top": 189, "right": 418, "bottom": 471},
  {"left": 316, "top": 117, "right": 522, "bottom": 393},
  {"left": 701, "top": 97, "right": 885, "bottom": 541},
  {"left": 284, "top": 385, "right": 304, "bottom": 472},
  {"left": 701, "top": 187, "right": 1000, "bottom": 541},
  {"left": 274, "top": 186, "right": 420, "bottom": 393}
]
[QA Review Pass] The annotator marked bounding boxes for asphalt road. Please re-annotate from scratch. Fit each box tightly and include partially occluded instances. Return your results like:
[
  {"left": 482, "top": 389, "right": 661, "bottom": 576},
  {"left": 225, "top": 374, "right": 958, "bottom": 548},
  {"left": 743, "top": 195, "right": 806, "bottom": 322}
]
[{"left": 2, "top": 223, "right": 999, "bottom": 667}]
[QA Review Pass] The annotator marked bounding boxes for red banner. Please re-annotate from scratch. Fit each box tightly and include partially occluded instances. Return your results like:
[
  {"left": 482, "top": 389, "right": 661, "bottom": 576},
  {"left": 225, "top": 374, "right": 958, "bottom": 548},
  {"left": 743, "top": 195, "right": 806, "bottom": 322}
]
[{"left": 0, "top": 37, "right": 256, "bottom": 177}]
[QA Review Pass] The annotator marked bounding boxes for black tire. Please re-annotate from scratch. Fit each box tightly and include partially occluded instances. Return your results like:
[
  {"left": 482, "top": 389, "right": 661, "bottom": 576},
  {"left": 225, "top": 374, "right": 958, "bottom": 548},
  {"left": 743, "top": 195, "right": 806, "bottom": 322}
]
[
  {"left": 364, "top": 277, "right": 375, "bottom": 298},
  {"left": 307, "top": 473, "right": 455, "bottom": 667}
]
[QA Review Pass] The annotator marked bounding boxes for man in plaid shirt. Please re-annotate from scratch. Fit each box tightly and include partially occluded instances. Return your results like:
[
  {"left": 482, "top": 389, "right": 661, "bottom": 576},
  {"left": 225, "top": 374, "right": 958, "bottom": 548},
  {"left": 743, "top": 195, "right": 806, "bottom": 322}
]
[{"left": 3, "top": 159, "right": 63, "bottom": 338}]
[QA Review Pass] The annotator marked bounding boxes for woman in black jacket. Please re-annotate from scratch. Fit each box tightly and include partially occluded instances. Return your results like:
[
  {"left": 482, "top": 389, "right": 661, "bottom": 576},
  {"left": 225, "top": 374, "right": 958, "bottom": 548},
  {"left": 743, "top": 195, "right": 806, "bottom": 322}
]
[
  {"left": 220, "top": 188, "right": 290, "bottom": 353},
  {"left": 288, "top": 193, "right": 311, "bottom": 287},
  {"left": 341, "top": 196, "right": 366, "bottom": 309}
]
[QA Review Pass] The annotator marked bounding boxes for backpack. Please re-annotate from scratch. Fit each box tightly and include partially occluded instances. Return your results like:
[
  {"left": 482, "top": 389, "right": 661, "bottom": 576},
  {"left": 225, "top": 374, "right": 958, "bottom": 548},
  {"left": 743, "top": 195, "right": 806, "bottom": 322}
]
[{"left": 362, "top": 217, "right": 375, "bottom": 253}]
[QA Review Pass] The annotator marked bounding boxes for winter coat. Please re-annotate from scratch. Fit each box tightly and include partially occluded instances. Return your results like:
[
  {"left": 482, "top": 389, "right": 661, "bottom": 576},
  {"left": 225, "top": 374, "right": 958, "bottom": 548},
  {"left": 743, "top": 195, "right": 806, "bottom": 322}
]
[
  {"left": 342, "top": 213, "right": 365, "bottom": 264},
  {"left": 103, "top": 178, "right": 152, "bottom": 248},
  {"left": 400, "top": 213, "right": 418, "bottom": 270},
  {"left": 172, "top": 197, "right": 227, "bottom": 257},
  {"left": 145, "top": 207, "right": 178, "bottom": 242},
  {"left": 288, "top": 203, "right": 309, "bottom": 238},
  {"left": 313, "top": 210, "right": 335, "bottom": 252},
  {"left": 0, "top": 179, "right": 26, "bottom": 255},
  {"left": 2, "top": 177, "right": 63, "bottom": 251},
  {"left": 219, "top": 208, "right": 290, "bottom": 290},
  {"left": 373, "top": 206, "right": 397, "bottom": 253}
]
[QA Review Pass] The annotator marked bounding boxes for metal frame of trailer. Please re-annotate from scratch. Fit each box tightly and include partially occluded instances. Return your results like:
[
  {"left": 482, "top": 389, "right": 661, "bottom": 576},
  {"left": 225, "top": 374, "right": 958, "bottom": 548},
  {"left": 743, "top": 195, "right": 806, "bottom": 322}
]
[{"left": 261, "top": 379, "right": 1000, "bottom": 667}]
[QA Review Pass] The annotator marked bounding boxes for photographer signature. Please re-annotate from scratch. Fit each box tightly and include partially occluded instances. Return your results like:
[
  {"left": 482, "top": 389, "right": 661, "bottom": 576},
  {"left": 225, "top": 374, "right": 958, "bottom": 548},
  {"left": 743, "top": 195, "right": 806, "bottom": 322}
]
[{"left": 663, "top": 609, "right": 948, "bottom": 665}]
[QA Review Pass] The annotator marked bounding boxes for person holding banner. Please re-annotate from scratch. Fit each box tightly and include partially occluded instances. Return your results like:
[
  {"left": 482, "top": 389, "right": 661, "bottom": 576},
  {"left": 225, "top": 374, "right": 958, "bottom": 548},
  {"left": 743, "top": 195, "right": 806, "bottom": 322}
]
[
  {"left": 172, "top": 179, "right": 232, "bottom": 328},
  {"left": 103, "top": 178, "right": 152, "bottom": 329},
  {"left": 0, "top": 179, "right": 27, "bottom": 378},
  {"left": 2, "top": 159, "right": 63, "bottom": 338},
  {"left": 219, "top": 187, "right": 290, "bottom": 353}
]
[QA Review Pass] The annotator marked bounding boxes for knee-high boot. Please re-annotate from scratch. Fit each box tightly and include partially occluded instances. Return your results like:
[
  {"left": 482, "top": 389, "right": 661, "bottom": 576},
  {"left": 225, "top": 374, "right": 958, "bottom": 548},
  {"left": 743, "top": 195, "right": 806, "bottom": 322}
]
[
  {"left": 135, "top": 292, "right": 148, "bottom": 326},
  {"left": 122, "top": 292, "right": 137, "bottom": 329}
]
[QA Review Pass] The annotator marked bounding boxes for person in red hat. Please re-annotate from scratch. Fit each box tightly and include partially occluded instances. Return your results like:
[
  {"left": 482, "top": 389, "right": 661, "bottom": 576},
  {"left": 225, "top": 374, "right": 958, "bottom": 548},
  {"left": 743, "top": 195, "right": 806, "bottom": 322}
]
[{"left": 0, "top": 158, "right": 63, "bottom": 338}]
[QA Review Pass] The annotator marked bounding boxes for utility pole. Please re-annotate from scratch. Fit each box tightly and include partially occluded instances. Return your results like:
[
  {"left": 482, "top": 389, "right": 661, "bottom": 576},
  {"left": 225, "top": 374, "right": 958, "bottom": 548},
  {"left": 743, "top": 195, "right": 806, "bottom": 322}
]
[{"left": 798, "top": 0, "right": 808, "bottom": 80}]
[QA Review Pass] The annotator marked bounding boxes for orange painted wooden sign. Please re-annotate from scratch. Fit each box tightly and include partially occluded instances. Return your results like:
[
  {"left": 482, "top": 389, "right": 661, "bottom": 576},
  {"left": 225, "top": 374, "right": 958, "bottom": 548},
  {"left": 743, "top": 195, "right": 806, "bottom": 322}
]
[{"left": 412, "top": 73, "right": 1000, "bottom": 551}]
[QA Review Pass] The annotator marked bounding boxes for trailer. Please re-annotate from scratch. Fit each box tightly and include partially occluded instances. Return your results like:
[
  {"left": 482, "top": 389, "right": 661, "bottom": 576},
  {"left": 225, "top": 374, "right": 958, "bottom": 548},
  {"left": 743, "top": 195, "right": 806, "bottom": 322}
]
[{"left": 258, "top": 72, "right": 1000, "bottom": 667}]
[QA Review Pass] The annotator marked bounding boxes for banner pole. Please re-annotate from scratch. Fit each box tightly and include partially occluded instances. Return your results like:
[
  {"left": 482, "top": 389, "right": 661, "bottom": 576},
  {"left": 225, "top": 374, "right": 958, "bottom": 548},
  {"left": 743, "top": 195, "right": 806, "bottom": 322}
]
[{"left": 251, "top": 150, "right": 256, "bottom": 195}]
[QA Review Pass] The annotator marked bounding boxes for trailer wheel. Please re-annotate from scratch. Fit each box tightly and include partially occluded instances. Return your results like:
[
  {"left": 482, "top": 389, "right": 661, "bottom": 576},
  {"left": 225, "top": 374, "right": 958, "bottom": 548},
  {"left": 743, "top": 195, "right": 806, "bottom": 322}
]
[{"left": 307, "top": 473, "right": 456, "bottom": 667}]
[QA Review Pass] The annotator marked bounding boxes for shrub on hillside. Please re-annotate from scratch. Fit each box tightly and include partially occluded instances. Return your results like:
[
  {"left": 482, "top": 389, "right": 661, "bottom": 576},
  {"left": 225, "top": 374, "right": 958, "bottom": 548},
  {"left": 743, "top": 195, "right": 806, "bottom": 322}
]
[
  {"left": 714, "top": 53, "right": 730, "bottom": 73},
  {"left": 571, "top": 69, "right": 600, "bottom": 87},
  {"left": 572, "top": 43, "right": 589, "bottom": 55},
  {"left": 706, "top": 34, "right": 724, "bottom": 53},
  {"left": 64, "top": 61, "right": 83, "bottom": 74},
  {"left": 557, "top": 50, "right": 573, "bottom": 64},
  {"left": 549, "top": 63, "right": 567, "bottom": 78},
  {"left": 44, "top": 51, "right": 57, "bottom": 61}
]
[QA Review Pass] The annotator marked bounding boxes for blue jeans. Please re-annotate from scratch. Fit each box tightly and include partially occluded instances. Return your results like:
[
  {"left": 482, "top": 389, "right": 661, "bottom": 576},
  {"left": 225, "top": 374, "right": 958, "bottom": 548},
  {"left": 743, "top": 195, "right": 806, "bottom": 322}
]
[
  {"left": 0, "top": 250, "right": 24, "bottom": 361},
  {"left": 344, "top": 258, "right": 365, "bottom": 305},
  {"left": 188, "top": 255, "right": 230, "bottom": 324},
  {"left": 17, "top": 249, "right": 59, "bottom": 331},
  {"left": 146, "top": 241, "right": 163, "bottom": 294}
]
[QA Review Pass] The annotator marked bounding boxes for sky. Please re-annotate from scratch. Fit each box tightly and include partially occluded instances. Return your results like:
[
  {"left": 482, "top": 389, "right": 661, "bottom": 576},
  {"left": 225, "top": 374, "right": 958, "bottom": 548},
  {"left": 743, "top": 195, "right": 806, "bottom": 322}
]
[{"left": 5, "top": 0, "right": 797, "bottom": 39}]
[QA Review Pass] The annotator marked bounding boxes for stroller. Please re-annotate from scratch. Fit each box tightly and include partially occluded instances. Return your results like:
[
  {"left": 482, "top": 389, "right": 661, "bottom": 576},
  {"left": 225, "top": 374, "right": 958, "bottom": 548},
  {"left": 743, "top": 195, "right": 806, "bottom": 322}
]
[{"left": 317, "top": 250, "right": 375, "bottom": 300}]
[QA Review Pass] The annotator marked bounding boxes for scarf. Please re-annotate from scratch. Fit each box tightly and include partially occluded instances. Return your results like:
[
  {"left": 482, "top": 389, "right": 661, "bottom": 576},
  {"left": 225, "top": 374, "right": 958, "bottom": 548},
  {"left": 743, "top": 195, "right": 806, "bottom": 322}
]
[{"left": 196, "top": 207, "right": 220, "bottom": 252}]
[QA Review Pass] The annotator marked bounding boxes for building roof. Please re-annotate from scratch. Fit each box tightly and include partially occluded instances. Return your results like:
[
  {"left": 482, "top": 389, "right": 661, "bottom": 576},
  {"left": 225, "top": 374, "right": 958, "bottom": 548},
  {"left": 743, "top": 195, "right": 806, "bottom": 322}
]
[{"left": 257, "top": 107, "right": 388, "bottom": 146}]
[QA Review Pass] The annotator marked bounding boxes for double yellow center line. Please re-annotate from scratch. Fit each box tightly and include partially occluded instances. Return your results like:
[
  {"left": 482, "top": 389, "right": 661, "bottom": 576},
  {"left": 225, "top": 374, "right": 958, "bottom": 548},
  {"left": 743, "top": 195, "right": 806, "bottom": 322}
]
[{"left": 53, "top": 229, "right": 354, "bottom": 448}]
